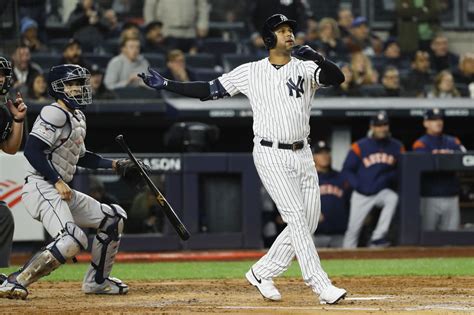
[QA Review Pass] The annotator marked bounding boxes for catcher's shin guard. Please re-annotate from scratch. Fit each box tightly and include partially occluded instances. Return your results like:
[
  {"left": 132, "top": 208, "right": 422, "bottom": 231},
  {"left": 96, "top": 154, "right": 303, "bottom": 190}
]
[
  {"left": 83, "top": 204, "right": 127, "bottom": 294},
  {"left": 15, "top": 222, "right": 88, "bottom": 287}
]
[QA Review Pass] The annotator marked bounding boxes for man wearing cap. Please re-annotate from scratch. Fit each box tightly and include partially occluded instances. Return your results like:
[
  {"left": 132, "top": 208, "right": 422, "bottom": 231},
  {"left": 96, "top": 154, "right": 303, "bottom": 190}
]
[
  {"left": 413, "top": 108, "right": 466, "bottom": 231},
  {"left": 20, "top": 17, "right": 45, "bottom": 53},
  {"left": 342, "top": 111, "right": 405, "bottom": 248},
  {"left": 312, "top": 141, "right": 351, "bottom": 248},
  {"left": 345, "top": 16, "right": 380, "bottom": 56},
  {"left": 59, "top": 39, "right": 91, "bottom": 70}
]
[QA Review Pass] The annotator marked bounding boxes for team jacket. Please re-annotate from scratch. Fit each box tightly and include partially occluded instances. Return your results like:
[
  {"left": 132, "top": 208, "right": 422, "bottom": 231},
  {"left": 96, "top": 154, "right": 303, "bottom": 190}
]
[
  {"left": 342, "top": 137, "right": 405, "bottom": 196},
  {"left": 412, "top": 134, "right": 465, "bottom": 196},
  {"left": 316, "top": 170, "right": 351, "bottom": 235}
]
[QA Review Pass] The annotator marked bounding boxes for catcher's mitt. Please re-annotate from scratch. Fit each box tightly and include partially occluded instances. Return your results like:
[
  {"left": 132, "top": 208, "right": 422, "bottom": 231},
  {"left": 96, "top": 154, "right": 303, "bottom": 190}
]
[{"left": 115, "top": 159, "right": 150, "bottom": 189}]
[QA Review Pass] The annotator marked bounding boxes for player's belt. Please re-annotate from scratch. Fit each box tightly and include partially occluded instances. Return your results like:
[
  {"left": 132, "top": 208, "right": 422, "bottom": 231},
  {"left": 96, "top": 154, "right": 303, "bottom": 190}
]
[{"left": 260, "top": 138, "right": 309, "bottom": 151}]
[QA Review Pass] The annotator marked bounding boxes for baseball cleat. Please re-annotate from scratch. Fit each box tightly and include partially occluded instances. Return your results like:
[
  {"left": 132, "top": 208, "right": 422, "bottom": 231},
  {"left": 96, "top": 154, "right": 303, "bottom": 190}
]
[
  {"left": 0, "top": 274, "right": 7, "bottom": 284},
  {"left": 319, "top": 285, "right": 347, "bottom": 304},
  {"left": 245, "top": 268, "right": 281, "bottom": 301},
  {"left": 0, "top": 279, "right": 28, "bottom": 300},
  {"left": 82, "top": 277, "right": 129, "bottom": 295}
]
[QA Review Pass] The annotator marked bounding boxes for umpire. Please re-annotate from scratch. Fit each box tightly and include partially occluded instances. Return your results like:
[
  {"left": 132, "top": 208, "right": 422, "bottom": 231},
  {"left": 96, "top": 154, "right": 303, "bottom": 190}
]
[{"left": 0, "top": 56, "right": 27, "bottom": 267}]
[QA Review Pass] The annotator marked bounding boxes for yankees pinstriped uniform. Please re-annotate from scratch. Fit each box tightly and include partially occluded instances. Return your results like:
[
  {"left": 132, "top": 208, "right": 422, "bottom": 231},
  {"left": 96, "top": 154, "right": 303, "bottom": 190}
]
[{"left": 138, "top": 13, "right": 347, "bottom": 304}]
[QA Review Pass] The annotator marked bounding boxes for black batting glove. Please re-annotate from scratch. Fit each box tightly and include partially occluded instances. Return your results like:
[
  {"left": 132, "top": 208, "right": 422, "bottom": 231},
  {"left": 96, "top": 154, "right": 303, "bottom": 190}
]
[{"left": 292, "top": 45, "right": 325, "bottom": 65}]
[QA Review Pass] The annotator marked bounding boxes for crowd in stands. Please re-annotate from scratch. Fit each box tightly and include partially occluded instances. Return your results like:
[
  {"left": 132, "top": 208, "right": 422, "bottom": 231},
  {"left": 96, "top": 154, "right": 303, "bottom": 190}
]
[{"left": 0, "top": 0, "right": 473, "bottom": 102}]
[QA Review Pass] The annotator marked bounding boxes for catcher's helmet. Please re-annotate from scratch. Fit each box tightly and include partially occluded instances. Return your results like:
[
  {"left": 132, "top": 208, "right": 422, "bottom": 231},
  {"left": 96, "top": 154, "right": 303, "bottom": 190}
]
[
  {"left": 48, "top": 64, "right": 92, "bottom": 109},
  {"left": 261, "top": 14, "right": 297, "bottom": 50},
  {"left": 0, "top": 56, "right": 13, "bottom": 96}
]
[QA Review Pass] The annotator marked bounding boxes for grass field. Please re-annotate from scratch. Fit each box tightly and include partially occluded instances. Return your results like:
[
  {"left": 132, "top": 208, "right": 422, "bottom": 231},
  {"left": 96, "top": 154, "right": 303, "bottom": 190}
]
[{"left": 2, "top": 257, "right": 474, "bottom": 281}]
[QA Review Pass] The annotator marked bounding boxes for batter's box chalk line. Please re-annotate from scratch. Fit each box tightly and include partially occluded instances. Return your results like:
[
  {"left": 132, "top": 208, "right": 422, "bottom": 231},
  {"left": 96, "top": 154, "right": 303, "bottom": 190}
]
[{"left": 405, "top": 304, "right": 474, "bottom": 312}]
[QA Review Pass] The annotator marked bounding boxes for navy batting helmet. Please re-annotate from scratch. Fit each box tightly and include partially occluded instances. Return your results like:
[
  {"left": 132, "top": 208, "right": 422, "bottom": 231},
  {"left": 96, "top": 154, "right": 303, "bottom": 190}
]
[
  {"left": 48, "top": 64, "right": 92, "bottom": 109},
  {"left": 0, "top": 56, "right": 13, "bottom": 96},
  {"left": 261, "top": 14, "right": 297, "bottom": 50}
]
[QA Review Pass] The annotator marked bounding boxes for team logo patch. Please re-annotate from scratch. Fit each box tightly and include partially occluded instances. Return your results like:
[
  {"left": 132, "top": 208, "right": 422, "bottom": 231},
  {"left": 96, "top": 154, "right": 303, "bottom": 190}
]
[
  {"left": 38, "top": 122, "right": 56, "bottom": 140},
  {"left": 287, "top": 76, "right": 304, "bottom": 98}
]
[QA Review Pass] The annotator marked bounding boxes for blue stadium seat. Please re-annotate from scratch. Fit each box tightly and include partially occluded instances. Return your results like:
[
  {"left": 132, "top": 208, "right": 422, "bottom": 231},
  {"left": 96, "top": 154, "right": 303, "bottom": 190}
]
[
  {"left": 113, "top": 86, "right": 160, "bottom": 99},
  {"left": 200, "top": 38, "right": 238, "bottom": 64},
  {"left": 222, "top": 54, "right": 259, "bottom": 71},
  {"left": 31, "top": 53, "right": 61, "bottom": 70},
  {"left": 185, "top": 53, "right": 216, "bottom": 69},
  {"left": 102, "top": 38, "right": 120, "bottom": 55},
  {"left": 194, "top": 68, "right": 224, "bottom": 81},
  {"left": 47, "top": 38, "right": 70, "bottom": 53},
  {"left": 143, "top": 53, "right": 166, "bottom": 68},
  {"left": 83, "top": 53, "right": 113, "bottom": 69},
  {"left": 359, "top": 84, "right": 385, "bottom": 97}
]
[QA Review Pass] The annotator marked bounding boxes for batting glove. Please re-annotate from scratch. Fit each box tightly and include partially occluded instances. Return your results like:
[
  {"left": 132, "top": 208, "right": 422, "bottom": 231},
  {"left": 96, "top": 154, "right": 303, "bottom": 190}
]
[
  {"left": 292, "top": 45, "right": 325, "bottom": 65},
  {"left": 138, "top": 67, "right": 168, "bottom": 90}
]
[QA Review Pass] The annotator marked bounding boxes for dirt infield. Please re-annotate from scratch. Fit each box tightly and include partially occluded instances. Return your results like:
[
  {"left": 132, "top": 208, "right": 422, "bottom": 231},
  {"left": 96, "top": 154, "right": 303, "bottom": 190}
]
[{"left": 1, "top": 276, "right": 473, "bottom": 314}]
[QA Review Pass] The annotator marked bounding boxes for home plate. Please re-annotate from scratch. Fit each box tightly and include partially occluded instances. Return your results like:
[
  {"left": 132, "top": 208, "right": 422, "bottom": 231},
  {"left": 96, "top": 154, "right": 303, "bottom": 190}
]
[{"left": 347, "top": 295, "right": 393, "bottom": 301}]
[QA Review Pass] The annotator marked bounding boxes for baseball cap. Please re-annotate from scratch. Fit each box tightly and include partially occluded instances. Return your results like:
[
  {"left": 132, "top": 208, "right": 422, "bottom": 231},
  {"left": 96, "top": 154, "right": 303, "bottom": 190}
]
[
  {"left": 424, "top": 108, "right": 443, "bottom": 120},
  {"left": 370, "top": 111, "right": 389, "bottom": 126},
  {"left": 351, "top": 16, "right": 368, "bottom": 28},
  {"left": 20, "top": 17, "right": 38, "bottom": 34},
  {"left": 312, "top": 140, "right": 331, "bottom": 154}
]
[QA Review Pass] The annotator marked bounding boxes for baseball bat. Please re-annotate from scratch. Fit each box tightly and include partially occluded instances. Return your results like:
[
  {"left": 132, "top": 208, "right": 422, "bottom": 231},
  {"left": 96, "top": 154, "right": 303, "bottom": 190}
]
[{"left": 115, "top": 134, "right": 190, "bottom": 240}]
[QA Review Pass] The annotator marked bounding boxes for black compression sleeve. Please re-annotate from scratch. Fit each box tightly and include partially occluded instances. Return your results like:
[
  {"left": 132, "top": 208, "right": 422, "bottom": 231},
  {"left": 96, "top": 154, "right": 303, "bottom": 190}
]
[
  {"left": 318, "top": 59, "right": 345, "bottom": 86},
  {"left": 165, "top": 80, "right": 211, "bottom": 99},
  {"left": 77, "top": 151, "right": 113, "bottom": 169}
]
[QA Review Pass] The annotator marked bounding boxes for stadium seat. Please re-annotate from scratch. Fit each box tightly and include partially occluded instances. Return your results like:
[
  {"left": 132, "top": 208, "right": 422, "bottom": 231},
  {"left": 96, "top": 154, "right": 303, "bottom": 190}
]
[
  {"left": 185, "top": 53, "right": 216, "bottom": 69},
  {"left": 194, "top": 68, "right": 224, "bottom": 81},
  {"left": 222, "top": 54, "right": 259, "bottom": 72},
  {"left": 83, "top": 53, "right": 113, "bottom": 69},
  {"left": 143, "top": 53, "right": 166, "bottom": 68},
  {"left": 360, "top": 84, "right": 385, "bottom": 97},
  {"left": 199, "top": 38, "right": 238, "bottom": 65},
  {"left": 102, "top": 38, "right": 120, "bottom": 55},
  {"left": 47, "top": 38, "right": 70, "bottom": 53},
  {"left": 113, "top": 86, "right": 160, "bottom": 99},
  {"left": 31, "top": 53, "right": 62, "bottom": 70}
]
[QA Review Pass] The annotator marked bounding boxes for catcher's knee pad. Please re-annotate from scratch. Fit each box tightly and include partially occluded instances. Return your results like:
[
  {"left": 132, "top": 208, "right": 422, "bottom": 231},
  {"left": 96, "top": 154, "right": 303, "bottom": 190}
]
[
  {"left": 86, "top": 204, "right": 127, "bottom": 284},
  {"left": 15, "top": 222, "right": 87, "bottom": 287}
]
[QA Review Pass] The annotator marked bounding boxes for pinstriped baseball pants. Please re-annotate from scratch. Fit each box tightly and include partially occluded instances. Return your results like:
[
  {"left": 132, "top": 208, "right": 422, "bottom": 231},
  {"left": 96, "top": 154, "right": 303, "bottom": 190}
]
[{"left": 251, "top": 138, "right": 332, "bottom": 294}]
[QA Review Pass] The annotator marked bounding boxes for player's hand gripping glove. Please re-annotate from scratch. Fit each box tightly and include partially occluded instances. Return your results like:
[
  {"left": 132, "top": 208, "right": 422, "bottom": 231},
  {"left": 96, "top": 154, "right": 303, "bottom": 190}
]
[
  {"left": 115, "top": 159, "right": 151, "bottom": 189},
  {"left": 137, "top": 67, "right": 168, "bottom": 90},
  {"left": 292, "top": 45, "right": 325, "bottom": 65}
]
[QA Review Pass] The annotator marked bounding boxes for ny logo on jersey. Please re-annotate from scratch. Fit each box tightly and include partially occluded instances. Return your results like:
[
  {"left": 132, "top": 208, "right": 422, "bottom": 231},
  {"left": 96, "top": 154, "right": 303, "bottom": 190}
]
[{"left": 286, "top": 76, "right": 304, "bottom": 98}]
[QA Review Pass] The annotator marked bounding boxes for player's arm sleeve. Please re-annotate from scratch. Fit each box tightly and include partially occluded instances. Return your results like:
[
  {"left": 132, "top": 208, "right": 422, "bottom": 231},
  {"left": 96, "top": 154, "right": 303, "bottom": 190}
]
[
  {"left": 317, "top": 59, "right": 345, "bottom": 86},
  {"left": 341, "top": 143, "right": 362, "bottom": 189},
  {"left": 77, "top": 151, "right": 114, "bottom": 169},
  {"left": 24, "top": 135, "right": 61, "bottom": 183}
]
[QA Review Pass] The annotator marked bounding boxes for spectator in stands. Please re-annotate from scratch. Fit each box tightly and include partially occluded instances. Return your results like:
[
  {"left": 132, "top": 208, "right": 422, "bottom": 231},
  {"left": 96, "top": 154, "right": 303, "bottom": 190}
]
[
  {"left": 247, "top": 0, "right": 312, "bottom": 50},
  {"left": 162, "top": 49, "right": 196, "bottom": 82},
  {"left": 88, "top": 176, "right": 119, "bottom": 205},
  {"left": 453, "top": 53, "right": 474, "bottom": 87},
  {"left": 337, "top": 7, "right": 353, "bottom": 40},
  {"left": 310, "top": 18, "right": 347, "bottom": 61},
  {"left": 26, "top": 73, "right": 48, "bottom": 101},
  {"left": 342, "top": 112, "right": 404, "bottom": 248},
  {"left": 103, "top": 8, "right": 122, "bottom": 39},
  {"left": 378, "top": 66, "right": 405, "bottom": 97},
  {"left": 10, "top": 45, "right": 42, "bottom": 94},
  {"left": 143, "top": 0, "right": 210, "bottom": 53},
  {"left": 18, "top": 0, "right": 47, "bottom": 42},
  {"left": 305, "top": 16, "right": 319, "bottom": 43},
  {"left": 403, "top": 50, "right": 433, "bottom": 97},
  {"left": 19, "top": 17, "right": 45, "bottom": 53},
  {"left": 143, "top": 21, "right": 167, "bottom": 54},
  {"left": 350, "top": 52, "right": 378, "bottom": 87},
  {"left": 321, "top": 62, "right": 360, "bottom": 97},
  {"left": 395, "top": 0, "right": 441, "bottom": 53},
  {"left": 104, "top": 37, "right": 150, "bottom": 90},
  {"left": 412, "top": 108, "right": 466, "bottom": 231},
  {"left": 380, "top": 37, "right": 409, "bottom": 71},
  {"left": 345, "top": 16, "right": 378, "bottom": 56},
  {"left": 59, "top": 39, "right": 91, "bottom": 70},
  {"left": 90, "top": 65, "right": 116, "bottom": 99},
  {"left": 428, "top": 70, "right": 461, "bottom": 98},
  {"left": 130, "top": 190, "right": 164, "bottom": 234},
  {"left": 312, "top": 141, "right": 350, "bottom": 248},
  {"left": 67, "top": 0, "right": 109, "bottom": 52},
  {"left": 429, "top": 34, "right": 459, "bottom": 73},
  {"left": 120, "top": 22, "right": 142, "bottom": 42}
]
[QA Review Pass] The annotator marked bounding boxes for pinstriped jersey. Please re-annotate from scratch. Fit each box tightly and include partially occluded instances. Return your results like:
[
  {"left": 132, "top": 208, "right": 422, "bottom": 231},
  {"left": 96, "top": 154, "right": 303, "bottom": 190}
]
[{"left": 217, "top": 57, "right": 321, "bottom": 142}]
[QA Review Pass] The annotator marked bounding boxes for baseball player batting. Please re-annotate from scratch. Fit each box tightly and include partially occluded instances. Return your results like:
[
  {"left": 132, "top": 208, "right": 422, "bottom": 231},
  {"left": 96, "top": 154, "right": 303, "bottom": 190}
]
[
  {"left": 0, "top": 64, "right": 144, "bottom": 299},
  {"left": 139, "top": 14, "right": 347, "bottom": 304}
]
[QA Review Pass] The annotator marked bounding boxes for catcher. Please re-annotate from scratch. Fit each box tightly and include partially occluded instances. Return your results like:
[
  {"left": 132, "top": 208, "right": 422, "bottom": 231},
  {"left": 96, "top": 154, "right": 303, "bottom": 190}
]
[{"left": 0, "top": 64, "right": 147, "bottom": 299}]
